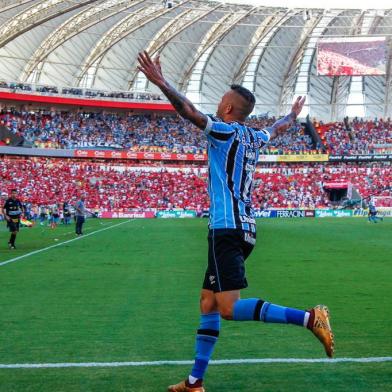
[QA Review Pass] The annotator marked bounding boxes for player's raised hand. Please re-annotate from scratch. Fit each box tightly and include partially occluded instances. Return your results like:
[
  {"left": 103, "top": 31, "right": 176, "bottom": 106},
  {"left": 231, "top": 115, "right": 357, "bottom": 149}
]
[
  {"left": 137, "top": 51, "right": 165, "bottom": 87},
  {"left": 291, "top": 95, "right": 306, "bottom": 118}
]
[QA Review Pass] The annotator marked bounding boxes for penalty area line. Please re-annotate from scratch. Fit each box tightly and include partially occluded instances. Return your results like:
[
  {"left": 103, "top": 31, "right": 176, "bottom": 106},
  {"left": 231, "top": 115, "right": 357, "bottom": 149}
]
[
  {"left": 0, "top": 220, "right": 131, "bottom": 268},
  {"left": 0, "top": 357, "right": 391, "bottom": 369}
]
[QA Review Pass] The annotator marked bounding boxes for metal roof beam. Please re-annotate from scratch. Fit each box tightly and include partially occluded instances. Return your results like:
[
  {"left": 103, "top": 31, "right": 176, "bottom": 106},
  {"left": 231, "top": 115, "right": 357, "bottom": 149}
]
[
  {"left": 279, "top": 10, "right": 343, "bottom": 112},
  {"left": 21, "top": 0, "right": 143, "bottom": 82},
  {"left": 232, "top": 11, "right": 289, "bottom": 84},
  {"left": 179, "top": 8, "right": 255, "bottom": 91},
  {"left": 128, "top": 3, "right": 221, "bottom": 89},
  {"left": 0, "top": 0, "right": 36, "bottom": 15},
  {"left": 77, "top": 0, "right": 189, "bottom": 85},
  {"left": 0, "top": 0, "right": 96, "bottom": 49}
]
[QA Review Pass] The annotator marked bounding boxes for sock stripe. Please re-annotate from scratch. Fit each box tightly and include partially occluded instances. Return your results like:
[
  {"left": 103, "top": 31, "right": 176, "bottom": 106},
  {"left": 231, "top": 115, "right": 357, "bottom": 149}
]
[
  {"left": 253, "top": 300, "right": 264, "bottom": 321},
  {"left": 260, "top": 302, "right": 270, "bottom": 322},
  {"left": 197, "top": 329, "right": 219, "bottom": 338}
]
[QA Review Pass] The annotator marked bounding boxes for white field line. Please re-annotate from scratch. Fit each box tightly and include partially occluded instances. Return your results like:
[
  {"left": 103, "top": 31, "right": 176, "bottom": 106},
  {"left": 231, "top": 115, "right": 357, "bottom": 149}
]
[
  {"left": 0, "top": 357, "right": 391, "bottom": 369},
  {"left": 0, "top": 220, "right": 131, "bottom": 268}
]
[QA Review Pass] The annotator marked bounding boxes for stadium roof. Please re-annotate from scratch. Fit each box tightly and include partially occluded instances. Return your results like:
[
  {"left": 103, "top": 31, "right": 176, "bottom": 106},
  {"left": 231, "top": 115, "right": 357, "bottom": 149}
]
[
  {"left": 223, "top": 0, "right": 391, "bottom": 9},
  {"left": 0, "top": 0, "right": 391, "bottom": 120}
]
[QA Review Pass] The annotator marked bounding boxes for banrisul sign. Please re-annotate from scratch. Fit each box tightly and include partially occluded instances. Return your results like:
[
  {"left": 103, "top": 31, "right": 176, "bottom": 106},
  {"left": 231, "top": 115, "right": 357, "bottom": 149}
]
[{"left": 315, "top": 209, "right": 353, "bottom": 217}]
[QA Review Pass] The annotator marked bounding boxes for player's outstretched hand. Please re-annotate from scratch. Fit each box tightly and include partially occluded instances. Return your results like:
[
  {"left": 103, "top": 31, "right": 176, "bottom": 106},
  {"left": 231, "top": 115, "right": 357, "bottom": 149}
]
[
  {"left": 137, "top": 51, "right": 165, "bottom": 87},
  {"left": 291, "top": 95, "right": 306, "bottom": 118}
]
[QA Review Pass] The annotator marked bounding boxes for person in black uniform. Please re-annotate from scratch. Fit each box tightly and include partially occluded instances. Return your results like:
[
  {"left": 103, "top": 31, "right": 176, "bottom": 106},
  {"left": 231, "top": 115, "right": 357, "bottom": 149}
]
[{"left": 2, "top": 189, "right": 25, "bottom": 249}]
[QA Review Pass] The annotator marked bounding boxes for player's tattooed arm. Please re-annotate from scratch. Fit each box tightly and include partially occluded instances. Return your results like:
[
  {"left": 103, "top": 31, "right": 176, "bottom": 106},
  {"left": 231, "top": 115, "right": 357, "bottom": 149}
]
[
  {"left": 159, "top": 82, "right": 207, "bottom": 130},
  {"left": 268, "top": 96, "right": 306, "bottom": 140},
  {"left": 137, "top": 51, "right": 207, "bottom": 130}
]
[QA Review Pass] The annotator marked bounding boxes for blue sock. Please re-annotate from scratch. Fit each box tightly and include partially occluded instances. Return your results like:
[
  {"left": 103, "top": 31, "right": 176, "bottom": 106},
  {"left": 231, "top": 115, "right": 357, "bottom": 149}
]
[
  {"left": 233, "top": 298, "right": 308, "bottom": 327},
  {"left": 190, "top": 312, "right": 220, "bottom": 380}
]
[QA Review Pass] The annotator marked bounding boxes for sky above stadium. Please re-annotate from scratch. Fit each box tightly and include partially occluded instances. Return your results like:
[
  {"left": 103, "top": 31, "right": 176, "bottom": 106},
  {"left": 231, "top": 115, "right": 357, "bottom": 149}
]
[{"left": 222, "top": 0, "right": 391, "bottom": 8}]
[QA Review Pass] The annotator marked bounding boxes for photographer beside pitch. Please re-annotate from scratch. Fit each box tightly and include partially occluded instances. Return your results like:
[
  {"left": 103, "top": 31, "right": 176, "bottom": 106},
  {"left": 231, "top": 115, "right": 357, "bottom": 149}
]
[{"left": 138, "top": 51, "right": 334, "bottom": 392}]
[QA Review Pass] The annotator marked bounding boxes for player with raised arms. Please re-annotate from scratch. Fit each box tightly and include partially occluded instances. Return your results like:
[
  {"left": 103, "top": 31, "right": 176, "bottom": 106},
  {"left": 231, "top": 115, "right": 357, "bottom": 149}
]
[{"left": 137, "top": 51, "right": 334, "bottom": 392}]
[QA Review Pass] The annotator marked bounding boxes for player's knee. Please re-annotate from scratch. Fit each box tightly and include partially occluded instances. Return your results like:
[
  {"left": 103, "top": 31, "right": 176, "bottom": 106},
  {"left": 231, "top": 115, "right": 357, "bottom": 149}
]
[
  {"left": 218, "top": 305, "right": 234, "bottom": 320},
  {"left": 200, "top": 294, "right": 217, "bottom": 314}
]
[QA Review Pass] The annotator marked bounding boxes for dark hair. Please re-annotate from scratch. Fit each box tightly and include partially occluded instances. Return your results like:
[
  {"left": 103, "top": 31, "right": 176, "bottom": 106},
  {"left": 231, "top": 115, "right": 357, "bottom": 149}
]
[
  {"left": 11, "top": 189, "right": 17, "bottom": 193},
  {"left": 230, "top": 84, "right": 255, "bottom": 116}
]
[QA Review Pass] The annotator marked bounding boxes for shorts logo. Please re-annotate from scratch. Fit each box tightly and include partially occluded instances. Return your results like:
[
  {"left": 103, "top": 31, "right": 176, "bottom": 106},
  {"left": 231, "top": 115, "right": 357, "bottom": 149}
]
[
  {"left": 209, "top": 275, "right": 216, "bottom": 285},
  {"left": 244, "top": 233, "right": 256, "bottom": 245}
]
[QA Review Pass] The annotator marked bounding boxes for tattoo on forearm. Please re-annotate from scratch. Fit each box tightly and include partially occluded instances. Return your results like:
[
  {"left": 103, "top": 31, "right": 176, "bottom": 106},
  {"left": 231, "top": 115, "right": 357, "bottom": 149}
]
[
  {"left": 160, "top": 82, "right": 195, "bottom": 117},
  {"left": 157, "top": 81, "right": 206, "bottom": 129},
  {"left": 272, "top": 112, "right": 295, "bottom": 132}
]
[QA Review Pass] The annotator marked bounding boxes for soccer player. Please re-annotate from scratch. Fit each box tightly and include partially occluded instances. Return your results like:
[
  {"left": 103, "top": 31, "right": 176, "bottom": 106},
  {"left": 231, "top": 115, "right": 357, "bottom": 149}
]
[
  {"left": 137, "top": 52, "right": 334, "bottom": 392},
  {"left": 2, "top": 189, "right": 25, "bottom": 249}
]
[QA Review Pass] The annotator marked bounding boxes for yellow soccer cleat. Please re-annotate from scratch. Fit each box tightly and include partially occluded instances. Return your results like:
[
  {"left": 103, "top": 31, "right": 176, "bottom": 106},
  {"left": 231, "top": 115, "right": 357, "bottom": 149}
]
[
  {"left": 308, "top": 305, "right": 335, "bottom": 358},
  {"left": 168, "top": 380, "right": 205, "bottom": 392}
]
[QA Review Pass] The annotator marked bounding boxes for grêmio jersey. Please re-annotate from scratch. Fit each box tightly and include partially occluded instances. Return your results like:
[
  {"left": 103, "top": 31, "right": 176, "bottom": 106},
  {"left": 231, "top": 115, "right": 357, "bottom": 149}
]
[
  {"left": 204, "top": 115, "right": 271, "bottom": 232},
  {"left": 3, "top": 198, "right": 24, "bottom": 218}
]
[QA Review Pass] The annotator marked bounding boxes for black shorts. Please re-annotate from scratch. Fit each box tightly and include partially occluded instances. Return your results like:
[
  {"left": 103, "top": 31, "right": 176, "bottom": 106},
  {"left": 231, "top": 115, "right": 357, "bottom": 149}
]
[
  {"left": 203, "top": 229, "right": 256, "bottom": 293},
  {"left": 7, "top": 218, "right": 20, "bottom": 232}
]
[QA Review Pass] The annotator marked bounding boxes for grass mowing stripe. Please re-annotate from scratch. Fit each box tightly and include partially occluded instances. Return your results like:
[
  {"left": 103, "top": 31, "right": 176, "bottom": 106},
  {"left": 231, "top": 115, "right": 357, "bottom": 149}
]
[
  {"left": 0, "top": 220, "right": 131, "bottom": 267},
  {"left": 0, "top": 357, "right": 391, "bottom": 369}
]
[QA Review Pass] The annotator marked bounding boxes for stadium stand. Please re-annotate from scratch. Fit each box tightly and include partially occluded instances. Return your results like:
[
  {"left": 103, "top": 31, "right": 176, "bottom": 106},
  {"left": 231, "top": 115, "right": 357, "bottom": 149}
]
[
  {"left": 315, "top": 118, "right": 392, "bottom": 154},
  {"left": 0, "top": 109, "right": 319, "bottom": 154},
  {"left": 0, "top": 81, "right": 163, "bottom": 102},
  {"left": 2, "top": 106, "right": 391, "bottom": 155},
  {"left": 1, "top": 157, "right": 390, "bottom": 210}
]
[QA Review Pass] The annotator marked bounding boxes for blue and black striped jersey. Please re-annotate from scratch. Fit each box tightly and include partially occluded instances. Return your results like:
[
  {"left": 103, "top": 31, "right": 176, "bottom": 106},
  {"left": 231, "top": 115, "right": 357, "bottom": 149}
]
[{"left": 205, "top": 115, "right": 270, "bottom": 232}]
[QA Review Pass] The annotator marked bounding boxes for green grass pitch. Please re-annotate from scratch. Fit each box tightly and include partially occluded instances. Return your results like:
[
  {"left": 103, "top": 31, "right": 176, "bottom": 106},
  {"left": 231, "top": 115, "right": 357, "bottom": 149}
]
[{"left": 0, "top": 218, "right": 391, "bottom": 391}]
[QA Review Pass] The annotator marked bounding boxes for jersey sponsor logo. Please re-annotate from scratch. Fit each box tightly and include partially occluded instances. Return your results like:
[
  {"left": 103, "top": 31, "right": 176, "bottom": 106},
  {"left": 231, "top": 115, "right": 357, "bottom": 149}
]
[
  {"left": 8, "top": 211, "right": 22, "bottom": 215},
  {"left": 235, "top": 134, "right": 264, "bottom": 149},
  {"left": 246, "top": 150, "right": 256, "bottom": 160},
  {"left": 239, "top": 215, "right": 256, "bottom": 224},
  {"left": 245, "top": 162, "right": 255, "bottom": 172}
]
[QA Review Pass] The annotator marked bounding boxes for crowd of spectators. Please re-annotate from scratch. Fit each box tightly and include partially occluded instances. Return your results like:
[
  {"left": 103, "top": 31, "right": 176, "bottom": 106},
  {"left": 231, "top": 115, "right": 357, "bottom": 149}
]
[
  {"left": 0, "top": 81, "right": 163, "bottom": 101},
  {"left": 254, "top": 162, "right": 391, "bottom": 208},
  {"left": 1, "top": 157, "right": 390, "bottom": 211},
  {"left": 2, "top": 105, "right": 392, "bottom": 156},
  {"left": 316, "top": 118, "right": 392, "bottom": 155},
  {"left": 0, "top": 109, "right": 317, "bottom": 154}
]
